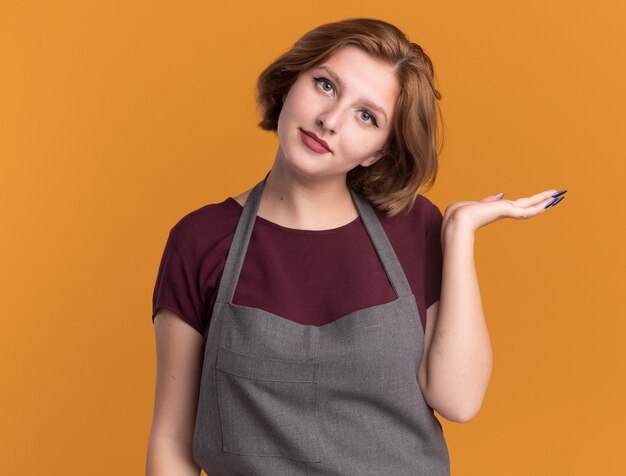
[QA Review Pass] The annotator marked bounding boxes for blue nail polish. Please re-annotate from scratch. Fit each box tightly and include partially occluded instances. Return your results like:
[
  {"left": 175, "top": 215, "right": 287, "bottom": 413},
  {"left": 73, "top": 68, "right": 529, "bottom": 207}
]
[
  {"left": 546, "top": 196, "right": 565, "bottom": 208},
  {"left": 545, "top": 197, "right": 559, "bottom": 208},
  {"left": 551, "top": 190, "right": 567, "bottom": 198}
]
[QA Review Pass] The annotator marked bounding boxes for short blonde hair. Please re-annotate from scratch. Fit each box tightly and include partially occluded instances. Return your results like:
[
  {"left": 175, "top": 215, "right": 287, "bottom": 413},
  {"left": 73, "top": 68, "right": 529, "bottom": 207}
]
[{"left": 256, "top": 18, "right": 445, "bottom": 217}]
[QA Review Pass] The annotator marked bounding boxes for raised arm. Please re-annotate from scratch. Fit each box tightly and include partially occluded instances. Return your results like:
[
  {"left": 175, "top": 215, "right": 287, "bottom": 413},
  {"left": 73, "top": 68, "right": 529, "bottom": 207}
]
[{"left": 418, "top": 189, "right": 563, "bottom": 422}]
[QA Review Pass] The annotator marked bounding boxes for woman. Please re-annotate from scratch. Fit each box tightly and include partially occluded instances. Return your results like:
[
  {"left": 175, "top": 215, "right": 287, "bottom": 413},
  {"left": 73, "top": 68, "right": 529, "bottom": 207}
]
[{"left": 146, "top": 18, "right": 566, "bottom": 475}]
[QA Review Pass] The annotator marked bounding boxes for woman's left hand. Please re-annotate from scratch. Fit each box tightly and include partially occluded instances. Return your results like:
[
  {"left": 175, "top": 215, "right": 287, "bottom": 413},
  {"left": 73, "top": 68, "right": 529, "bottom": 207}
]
[{"left": 442, "top": 189, "right": 564, "bottom": 234}]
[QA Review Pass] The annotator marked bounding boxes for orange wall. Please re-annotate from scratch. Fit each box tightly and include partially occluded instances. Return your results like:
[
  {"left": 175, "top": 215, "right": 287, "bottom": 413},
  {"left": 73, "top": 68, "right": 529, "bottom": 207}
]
[{"left": 1, "top": 1, "right": 624, "bottom": 474}]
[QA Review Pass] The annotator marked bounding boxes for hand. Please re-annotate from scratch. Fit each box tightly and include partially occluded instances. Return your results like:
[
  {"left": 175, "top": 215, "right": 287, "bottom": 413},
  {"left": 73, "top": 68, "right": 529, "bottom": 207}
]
[{"left": 442, "top": 189, "right": 565, "bottom": 234}]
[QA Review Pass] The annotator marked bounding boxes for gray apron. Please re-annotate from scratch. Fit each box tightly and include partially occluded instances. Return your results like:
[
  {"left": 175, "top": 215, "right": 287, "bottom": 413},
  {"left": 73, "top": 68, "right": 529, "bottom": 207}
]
[{"left": 192, "top": 175, "right": 450, "bottom": 475}]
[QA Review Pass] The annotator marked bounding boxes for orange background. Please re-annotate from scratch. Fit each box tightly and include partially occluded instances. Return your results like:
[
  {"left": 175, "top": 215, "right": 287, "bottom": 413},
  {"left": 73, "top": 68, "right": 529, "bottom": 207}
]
[{"left": 1, "top": 1, "right": 624, "bottom": 474}]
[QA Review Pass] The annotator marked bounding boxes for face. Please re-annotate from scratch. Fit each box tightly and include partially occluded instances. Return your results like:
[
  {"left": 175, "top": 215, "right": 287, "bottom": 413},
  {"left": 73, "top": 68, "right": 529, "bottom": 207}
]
[{"left": 276, "top": 45, "right": 399, "bottom": 181}]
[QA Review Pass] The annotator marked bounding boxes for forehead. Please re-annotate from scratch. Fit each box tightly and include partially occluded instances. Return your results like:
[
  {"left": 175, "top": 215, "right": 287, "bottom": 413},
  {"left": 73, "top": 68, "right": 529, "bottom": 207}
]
[{"left": 311, "top": 45, "right": 399, "bottom": 115}]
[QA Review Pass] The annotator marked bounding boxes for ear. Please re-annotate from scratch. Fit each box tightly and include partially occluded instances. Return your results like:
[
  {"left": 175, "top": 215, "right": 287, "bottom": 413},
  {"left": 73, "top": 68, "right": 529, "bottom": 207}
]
[{"left": 359, "top": 148, "right": 387, "bottom": 168}]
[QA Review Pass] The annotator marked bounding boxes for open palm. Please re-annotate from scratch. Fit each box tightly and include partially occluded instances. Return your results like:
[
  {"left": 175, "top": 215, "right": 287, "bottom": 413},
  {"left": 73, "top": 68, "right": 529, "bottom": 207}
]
[{"left": 442, "top": 189, "right": 565, "bottom": 233}]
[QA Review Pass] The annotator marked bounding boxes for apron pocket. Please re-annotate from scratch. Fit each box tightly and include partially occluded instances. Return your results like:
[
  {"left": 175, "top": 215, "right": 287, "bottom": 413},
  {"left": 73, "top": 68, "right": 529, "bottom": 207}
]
[{"left": 215, "top": 346, "right": 321, "bottom": 462}]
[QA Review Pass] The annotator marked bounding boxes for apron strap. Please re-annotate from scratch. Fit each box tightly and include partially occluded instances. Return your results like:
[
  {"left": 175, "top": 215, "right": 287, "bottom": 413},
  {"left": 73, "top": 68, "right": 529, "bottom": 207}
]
[
  {"left": 349, "top": 188, "right": 413, "bottom": 300},
  {"left": 215, "top": 171, "right": 412, "bottom": 304},
  {"left": 215, "top": 172, "right": 268, "bottom": 304}
]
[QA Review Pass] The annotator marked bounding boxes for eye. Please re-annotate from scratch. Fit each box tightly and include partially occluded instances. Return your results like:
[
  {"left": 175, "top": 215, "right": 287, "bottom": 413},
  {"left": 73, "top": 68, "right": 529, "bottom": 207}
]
[
  {"left": 359, "top": 110, "right": 379, "bottom": 127},
  {"left": 313, "top": 77, "right": 335, "bottom": 94},
  {"left": 313, "top": 76, "right": 379, "bottom": 128}
]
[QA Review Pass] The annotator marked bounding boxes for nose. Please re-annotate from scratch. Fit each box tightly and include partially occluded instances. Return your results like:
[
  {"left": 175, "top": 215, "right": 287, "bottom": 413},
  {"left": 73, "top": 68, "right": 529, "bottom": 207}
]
[{"left": 316, "top": 104, "right": 342, "bottom": 134}]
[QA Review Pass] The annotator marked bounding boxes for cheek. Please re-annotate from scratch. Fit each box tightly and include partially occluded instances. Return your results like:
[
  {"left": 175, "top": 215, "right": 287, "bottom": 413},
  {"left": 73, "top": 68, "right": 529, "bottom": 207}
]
[
  {"left": 348, "top": 131, "right": 382, "bottom": 154},
  {"left": 277, "top": 97, "right": 299, "bottom": 128},
  {"left": 276, "top": 113, "right": 289, "bottom": 143},
  {"left": 277, "top": 94, "right": 298, "bottom": 131},
  {"left": 276, "top": 106, "right": 289, "bottom": 140},
  {"left": 276, "top": 102, "right": 302, "bottom": 143}
]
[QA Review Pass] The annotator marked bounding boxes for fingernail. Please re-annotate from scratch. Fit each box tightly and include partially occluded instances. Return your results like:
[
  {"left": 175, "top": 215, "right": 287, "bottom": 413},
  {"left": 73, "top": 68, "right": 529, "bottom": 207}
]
[
  {"left": 551, "top": 196, "right": 565, "bottom": 207},
  {"left": 545, "top": 195, "right": 565, "bottom": 209},
  {"left": 495, "top": 192, "right": 505, "bottom": 199},
  {"left": 551, "top": 190, "right": 567, "bottom": 198},
  {"left": 545, "top": 197, "right": 558, "bottom": 208}
]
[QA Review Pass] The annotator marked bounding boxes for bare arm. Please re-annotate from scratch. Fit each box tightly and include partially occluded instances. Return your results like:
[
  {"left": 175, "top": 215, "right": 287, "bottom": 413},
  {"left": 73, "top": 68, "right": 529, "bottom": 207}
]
[
  {"left": 146, "top": 309, "right": 205, "bottom": 476},
  {"left": 419, "top": 222, "right": 493, "bottom": 423},
  {"left": 417, "top": 189, "right": 558, "bottom": 423}
]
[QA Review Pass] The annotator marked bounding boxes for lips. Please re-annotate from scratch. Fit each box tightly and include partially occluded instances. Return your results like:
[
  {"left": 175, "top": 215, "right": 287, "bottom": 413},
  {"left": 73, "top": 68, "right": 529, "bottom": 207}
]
[{"left": 299, "top": 128, "right": 332, "bottom": 153}]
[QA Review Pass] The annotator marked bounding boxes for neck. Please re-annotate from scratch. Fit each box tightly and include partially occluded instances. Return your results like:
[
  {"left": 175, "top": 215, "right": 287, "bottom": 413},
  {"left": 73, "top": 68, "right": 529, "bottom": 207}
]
[{"left": 258, "top": 149, "right": 359, "bottom": 230}]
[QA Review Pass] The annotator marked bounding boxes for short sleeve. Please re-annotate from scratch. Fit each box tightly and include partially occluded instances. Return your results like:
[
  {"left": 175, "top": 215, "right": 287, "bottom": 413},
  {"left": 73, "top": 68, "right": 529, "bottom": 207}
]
[
  {"left": 424, "top": 203, "right": 444, "bottom": 310},
  {"left": 152, "top": 226, "right": 205, "bottom": 335}
]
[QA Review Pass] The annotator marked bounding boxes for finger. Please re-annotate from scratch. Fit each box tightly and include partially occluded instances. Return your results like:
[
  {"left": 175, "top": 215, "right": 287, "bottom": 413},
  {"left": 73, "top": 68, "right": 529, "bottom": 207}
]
[
  {"left": 479, "top": 194, "right": 505, "bottom": 203},
  {"left": 505, "top": 195, "right": 561, "bottom": 219},
  {"left": 512, "top": 189, "right": 559, "bottom": 208}
]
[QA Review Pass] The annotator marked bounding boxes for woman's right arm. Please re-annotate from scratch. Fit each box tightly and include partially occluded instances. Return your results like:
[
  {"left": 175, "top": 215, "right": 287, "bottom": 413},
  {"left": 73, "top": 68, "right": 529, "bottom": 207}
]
[{"left": 146, "top": 309, "right": 205, "bottom": 476}]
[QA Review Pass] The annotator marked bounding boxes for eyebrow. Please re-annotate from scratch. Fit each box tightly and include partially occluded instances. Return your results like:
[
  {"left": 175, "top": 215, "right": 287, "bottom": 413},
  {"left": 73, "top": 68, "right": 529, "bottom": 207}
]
[{"left": 316, "top": 65, "right": 389, "bottom": 123}]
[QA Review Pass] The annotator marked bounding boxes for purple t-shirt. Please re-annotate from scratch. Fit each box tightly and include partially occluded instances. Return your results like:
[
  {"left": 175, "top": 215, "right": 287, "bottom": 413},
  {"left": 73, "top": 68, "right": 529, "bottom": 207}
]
[{"left": 152, "top": 195, "right": 444, "bottom": 347}]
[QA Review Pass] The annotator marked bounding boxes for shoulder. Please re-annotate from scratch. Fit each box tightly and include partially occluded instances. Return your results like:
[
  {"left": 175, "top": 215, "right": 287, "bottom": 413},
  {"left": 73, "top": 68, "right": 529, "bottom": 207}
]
[
  {"left": 168, "top": 197, "right": 243, "bottom": 255},
  {"left": 413, "top": 194, "right": 443, "bottom": 221},
  {"left": 375, "top": 194, "right": 442, "bottom": 232}
]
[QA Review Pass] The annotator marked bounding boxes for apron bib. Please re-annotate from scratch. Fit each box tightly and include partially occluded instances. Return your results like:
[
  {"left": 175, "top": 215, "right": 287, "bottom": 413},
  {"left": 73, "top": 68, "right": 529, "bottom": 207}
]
[{"left": 192, "top": 174, "right": 450, "bottom": 475}]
